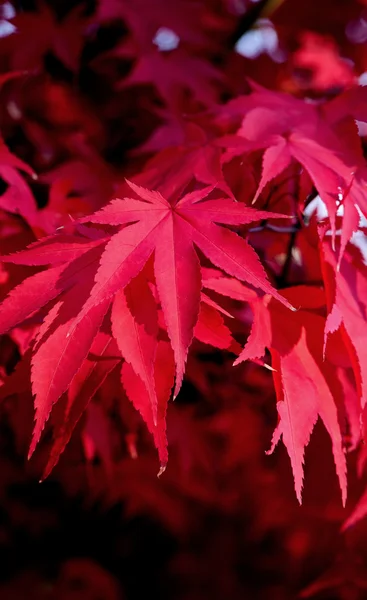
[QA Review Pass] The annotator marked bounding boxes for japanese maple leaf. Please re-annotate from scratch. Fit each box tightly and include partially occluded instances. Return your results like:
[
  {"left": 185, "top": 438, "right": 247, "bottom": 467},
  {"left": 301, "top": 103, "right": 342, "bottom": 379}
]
[
  {"left": 115, "top": 42, "right": 222, "bottom": 107},
  {"left": 234, "top": 286, "right": 348, "bottom": 505},
  {"left": 4, "top": 2, "right": 87, "bottom": 71},
  {"left": 77, "top": 179, "right": 293, "bottom": 397},
  {"left": 0, "top": 180, "right": 291, "bottom": 462},
  {"left": 221, "top": 86, "right": 367, "bottom": 260}
]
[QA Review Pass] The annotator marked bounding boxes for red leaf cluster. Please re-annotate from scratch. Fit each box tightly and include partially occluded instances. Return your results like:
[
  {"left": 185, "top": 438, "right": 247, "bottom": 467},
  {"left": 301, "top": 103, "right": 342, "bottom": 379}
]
[{"left": 2, "top": 0, "right": 367, "bottom": 597}]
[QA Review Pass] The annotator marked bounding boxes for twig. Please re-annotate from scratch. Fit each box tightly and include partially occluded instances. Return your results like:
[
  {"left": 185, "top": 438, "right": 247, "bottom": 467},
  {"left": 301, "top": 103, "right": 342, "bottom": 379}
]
[{"left": 229, "top": 0, "right": 274, "bottom": 46}]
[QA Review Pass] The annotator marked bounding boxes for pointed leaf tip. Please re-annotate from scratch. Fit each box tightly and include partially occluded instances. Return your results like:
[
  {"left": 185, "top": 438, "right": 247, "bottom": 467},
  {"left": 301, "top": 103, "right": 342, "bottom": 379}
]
[
  {"left": 157, "top": 463, "right": 166, "bottom": 477},
  {"left": 264, "top": 362, "right": 276, "bottom": 371}
]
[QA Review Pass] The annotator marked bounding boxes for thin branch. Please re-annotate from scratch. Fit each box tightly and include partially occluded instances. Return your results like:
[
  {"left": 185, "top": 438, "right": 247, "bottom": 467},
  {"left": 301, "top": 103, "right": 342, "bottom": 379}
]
[
  {"left": 248, "top": 223, "right": 299, "bottom": 233},
  {"left": 277, "top": 224, "right": 300, "bottom": 287},
  {"left": 229, "top": 0, "right": 274, "bottom": 46}
]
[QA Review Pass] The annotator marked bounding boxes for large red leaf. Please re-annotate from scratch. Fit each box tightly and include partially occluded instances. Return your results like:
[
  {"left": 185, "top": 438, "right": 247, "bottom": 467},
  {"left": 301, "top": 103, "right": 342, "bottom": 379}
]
[{"left": 77, "top": 180, "right": 292, "bottom": 394}]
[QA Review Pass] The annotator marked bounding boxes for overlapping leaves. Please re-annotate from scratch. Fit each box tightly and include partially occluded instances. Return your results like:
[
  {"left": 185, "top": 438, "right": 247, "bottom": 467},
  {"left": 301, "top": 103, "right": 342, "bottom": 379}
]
[{"left": 0, "top": 179, "right": 290, "bottom": 473}]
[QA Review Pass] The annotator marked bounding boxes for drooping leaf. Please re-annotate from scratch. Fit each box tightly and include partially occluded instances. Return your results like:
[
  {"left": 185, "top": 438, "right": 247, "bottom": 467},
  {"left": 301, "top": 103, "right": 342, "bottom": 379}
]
[
  {"left": 235, "top": 286, "right": 348, "bottom": 504},
  {"left": 42, "top": 332, "right": 120, "bottom": 479},
  {"left": 121, "top": 341, "right": 175, "bottom": 470}
]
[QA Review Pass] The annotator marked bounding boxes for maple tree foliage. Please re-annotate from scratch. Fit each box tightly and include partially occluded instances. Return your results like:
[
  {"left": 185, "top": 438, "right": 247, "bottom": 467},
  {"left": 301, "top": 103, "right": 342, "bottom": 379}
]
[{"left": 3, "top": 0, "right": 367, "bottom": 597}]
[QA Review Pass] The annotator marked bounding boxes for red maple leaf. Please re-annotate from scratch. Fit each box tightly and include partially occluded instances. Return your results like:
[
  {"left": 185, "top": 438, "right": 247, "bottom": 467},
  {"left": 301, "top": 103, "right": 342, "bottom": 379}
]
[
  {"left": 76, "top": 181, "right": 292, "bottom": 394},
  {"left": 3, "top": 1, "right": 87, "bottom": 71},
  {"left": 219, "top": 85, "right": 367, "bottom": 261},
  {"left": 0, "top": 180, "right": 292, "bottom": 468},
  {"left": 235, "top": 285, "right": 348, "bottom": 505}
]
